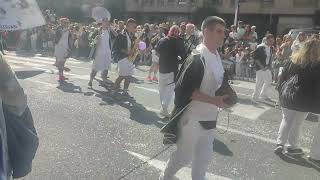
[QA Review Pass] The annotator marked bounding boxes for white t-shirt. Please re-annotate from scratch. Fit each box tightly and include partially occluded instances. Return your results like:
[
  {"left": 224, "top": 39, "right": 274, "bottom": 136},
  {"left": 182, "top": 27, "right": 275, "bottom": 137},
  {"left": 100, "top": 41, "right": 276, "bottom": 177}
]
[{"left": 257, "top": 43, "right": 272, "bottom": 65}]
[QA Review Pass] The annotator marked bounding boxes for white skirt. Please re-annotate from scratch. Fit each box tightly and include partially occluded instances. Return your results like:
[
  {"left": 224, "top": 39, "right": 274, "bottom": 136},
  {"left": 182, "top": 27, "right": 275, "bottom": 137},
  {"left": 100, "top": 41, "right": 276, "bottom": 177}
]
[
  {"left": 151, "top": 49, "right": 159, "bottom": 64},
  {"left": 92, "top": 52, "right": 112, "bottom": 71},
  {"left": 118, "top": 58, "right": 134, "bottom": 76}
]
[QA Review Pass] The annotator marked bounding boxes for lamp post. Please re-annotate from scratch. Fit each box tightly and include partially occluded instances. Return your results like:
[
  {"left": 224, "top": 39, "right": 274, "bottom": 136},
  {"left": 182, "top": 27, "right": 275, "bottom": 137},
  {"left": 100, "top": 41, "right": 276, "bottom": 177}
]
[{"left": 234, "top": 0, "right": 240, "bottom": 26}]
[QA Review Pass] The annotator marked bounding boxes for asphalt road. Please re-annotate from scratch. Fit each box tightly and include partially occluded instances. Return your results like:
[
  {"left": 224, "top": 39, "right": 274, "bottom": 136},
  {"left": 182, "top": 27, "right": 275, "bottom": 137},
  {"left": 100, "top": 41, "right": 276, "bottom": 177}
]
[{"left": 4, "top": 51, "right": 320, "bottom": 180}]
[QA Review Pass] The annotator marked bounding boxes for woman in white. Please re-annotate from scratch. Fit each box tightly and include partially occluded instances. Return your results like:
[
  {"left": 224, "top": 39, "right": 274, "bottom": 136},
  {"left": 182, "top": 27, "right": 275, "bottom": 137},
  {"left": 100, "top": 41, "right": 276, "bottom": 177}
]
[
  {"left": 235, "top": 48, "right": 244, "bottom": 77},
  {"left": 88, "top": 19, "right": 112, "bottom": 87}
]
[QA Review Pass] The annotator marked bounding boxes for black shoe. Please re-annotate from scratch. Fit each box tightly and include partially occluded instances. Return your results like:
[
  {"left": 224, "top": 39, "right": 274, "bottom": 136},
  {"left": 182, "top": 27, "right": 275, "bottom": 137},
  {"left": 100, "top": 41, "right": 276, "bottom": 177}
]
[
  {"left": 286, "top": 148, "right": 304, "bottom": 155},
  {"left": 274, "top": 144, "right": 284, "bottom": 154},
  {"left": 88, "top": 81, "right": 92, "bottom": 87}
]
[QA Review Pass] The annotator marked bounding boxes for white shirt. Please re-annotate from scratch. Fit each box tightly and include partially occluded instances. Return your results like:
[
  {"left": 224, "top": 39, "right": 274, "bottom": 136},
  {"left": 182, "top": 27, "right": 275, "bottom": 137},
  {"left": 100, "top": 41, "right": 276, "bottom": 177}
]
[
  {"left": 229, "top": 31, "right": 237, "bottom": 39},
  {"left": 184, "top": 44, "right": 225, "bottom": 121},
  {"left": 236, "top": 52, "right": 245, "bottom": 63},
  {"left": 198, "top": 44, "right": 224, "bottom": 88}
]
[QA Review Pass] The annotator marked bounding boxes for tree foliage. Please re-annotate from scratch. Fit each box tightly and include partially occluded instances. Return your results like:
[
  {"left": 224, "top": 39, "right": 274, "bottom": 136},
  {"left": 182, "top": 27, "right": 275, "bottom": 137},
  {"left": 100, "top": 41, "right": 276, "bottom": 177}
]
[
  {"left": 104, "top": 0, "right": 125, "bottom": 20},
  {"left": 191, "top": 0, "right": 219, "bottom": 24}
]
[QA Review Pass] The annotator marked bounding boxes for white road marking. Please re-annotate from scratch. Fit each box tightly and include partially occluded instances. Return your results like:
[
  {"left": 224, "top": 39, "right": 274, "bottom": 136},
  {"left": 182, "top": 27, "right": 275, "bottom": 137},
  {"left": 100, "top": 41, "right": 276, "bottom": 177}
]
[
  {"left": 231, "top": 81, "right": 256, "bottom": 90},
  {"left": 9, "top": 65, "right": 23, "bottom": 69},
  {"left": 5, "top": 54, "right": 81, "bottom": 64},
  {"left": 138, "top": 86, "right": 272, "bottom": 120},
  {"left": 135, "top": 86, "right": 159, "bottom": 94},
  {"left": 8, "top": 59, "right": 46, "bottom": 67},
  {"left": 126, "top": 150, "right": 232, "bottom": 180},
  {"left": 230, "top": 103, "right": 271, "bottom": 120}
]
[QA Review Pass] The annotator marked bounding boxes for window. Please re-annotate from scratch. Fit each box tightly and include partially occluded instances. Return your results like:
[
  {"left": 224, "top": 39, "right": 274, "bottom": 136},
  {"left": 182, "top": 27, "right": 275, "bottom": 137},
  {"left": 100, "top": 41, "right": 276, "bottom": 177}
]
[
  {"left": 178, "top": 0, "right": 188, "bottom": 5},
  {"left": 261, "top": 0, "right": 274, "bottom": 7},
  {"left": 293, "top": 0, "right": 318, "bottom": 8},
  {"left": 212, "top": 0, "right": 223, "bottom": 6}
]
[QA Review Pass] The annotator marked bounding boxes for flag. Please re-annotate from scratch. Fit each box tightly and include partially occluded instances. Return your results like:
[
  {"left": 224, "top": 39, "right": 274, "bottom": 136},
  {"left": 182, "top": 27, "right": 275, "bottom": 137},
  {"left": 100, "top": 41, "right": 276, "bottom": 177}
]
[{"left": 0, "top": 0, "right": 45, "bottom": 31}]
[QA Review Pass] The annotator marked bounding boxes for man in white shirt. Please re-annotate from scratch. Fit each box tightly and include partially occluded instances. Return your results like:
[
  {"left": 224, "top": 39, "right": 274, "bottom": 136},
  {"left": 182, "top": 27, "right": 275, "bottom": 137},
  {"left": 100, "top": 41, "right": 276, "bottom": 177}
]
[
  {"left": 252, "top": 34, "right": 275, "bottom": 102},
  {"left": 159, "top": 16, "right": 228, "bottom": 180}
]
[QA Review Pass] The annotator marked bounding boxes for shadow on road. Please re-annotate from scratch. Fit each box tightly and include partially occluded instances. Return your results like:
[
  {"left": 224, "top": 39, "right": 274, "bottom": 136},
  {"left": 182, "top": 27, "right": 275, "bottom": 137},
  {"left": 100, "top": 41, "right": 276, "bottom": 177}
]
[
  {"left": 57, "top": 81, "right": 82, "bottom": 93},
  {"left": 89, "top": 82, "right": 164, "bottom": 128},
  {"left": 276, "top": 153, "right": 320, "bottom": 172},
  {"left": 213, "top": 138, "right": 234, "bottom": 157},
  {"left": 15, "top": 70, "right": 44, "bottom": 79}
]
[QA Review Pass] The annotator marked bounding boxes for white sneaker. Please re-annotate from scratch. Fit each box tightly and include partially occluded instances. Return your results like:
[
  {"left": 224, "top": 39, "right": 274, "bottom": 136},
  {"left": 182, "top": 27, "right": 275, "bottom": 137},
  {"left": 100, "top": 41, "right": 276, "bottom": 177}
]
[{"left": 160, "top": 109, "right": 171, "bottom": 118}]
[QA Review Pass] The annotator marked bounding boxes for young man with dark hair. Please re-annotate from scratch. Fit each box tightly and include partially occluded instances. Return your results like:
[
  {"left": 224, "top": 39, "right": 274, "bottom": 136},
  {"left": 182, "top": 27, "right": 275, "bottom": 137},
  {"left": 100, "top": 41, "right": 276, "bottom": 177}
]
[
  {"left": 159, "top": 16, "right": 228, "bottom": 180},
  {"left": 112, "top": 18, "right": 137, "bottom": 94}
]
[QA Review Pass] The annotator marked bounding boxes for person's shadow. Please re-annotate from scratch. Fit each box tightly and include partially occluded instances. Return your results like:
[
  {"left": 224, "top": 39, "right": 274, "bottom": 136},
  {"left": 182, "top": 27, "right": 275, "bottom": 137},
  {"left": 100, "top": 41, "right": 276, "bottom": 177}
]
[
  {"left": 15, "top": 70, "right": 44, "bottom": 79},
  {"left": 90, "top": 83, "right": 164, "bottom": 128},
  {"left": 275, "top": 153, "right": 320, "bottom": 172},
  {"left": 213, "top": 138, "right": 234, "bottom": 157},
  {"left": 57, "top": 81, "right": 82, "bottom": 93}
]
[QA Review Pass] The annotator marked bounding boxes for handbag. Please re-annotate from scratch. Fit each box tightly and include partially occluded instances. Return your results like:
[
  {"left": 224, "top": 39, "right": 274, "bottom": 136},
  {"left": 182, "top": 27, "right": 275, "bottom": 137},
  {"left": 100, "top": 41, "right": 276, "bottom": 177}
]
[
  {"left": 2, "top": 104, "right": 39, "bottom": 178},
  {"left": 215, "top": 71, "right": 238, "bottom": 106}
]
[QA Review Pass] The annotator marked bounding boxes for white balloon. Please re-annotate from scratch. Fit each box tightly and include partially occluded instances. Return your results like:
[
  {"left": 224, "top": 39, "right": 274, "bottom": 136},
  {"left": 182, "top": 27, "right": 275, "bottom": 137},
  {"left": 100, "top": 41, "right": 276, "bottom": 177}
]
[{"left": 91, "top": 7, "right": 111, "bottom": 22}]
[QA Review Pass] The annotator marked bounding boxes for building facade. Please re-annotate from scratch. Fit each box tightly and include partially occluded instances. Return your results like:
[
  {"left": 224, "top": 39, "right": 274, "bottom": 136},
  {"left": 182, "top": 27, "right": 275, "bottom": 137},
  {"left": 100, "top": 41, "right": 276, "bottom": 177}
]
[{"left": 125, "top": 0, "right": 320, "bottom": 35}]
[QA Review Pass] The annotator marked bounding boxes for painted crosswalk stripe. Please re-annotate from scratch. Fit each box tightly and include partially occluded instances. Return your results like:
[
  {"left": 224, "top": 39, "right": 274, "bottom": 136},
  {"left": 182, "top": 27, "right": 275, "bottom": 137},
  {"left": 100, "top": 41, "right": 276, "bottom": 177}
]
[
  {"left": 5, "top": 55, "right": 82, "bottom": 64},
  {"left": 126, "top": 150, "right": 232, "bottom": 180},
  {"left": 8, "top": 59, "right": 46, "bottom": 67}
]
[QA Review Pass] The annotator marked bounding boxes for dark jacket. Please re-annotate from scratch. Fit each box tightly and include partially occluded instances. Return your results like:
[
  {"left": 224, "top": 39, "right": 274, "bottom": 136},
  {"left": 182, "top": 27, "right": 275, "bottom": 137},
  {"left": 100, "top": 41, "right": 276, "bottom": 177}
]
[
  {"left": 160, "top": 49, "right": 238, "bottom": 144},
  {"left": 160, "top": 51, "right": 204, "bottom": 144},
  {"left": 277, "top": 61, "right": 320, "bottom": 114},
  {"left": 112, "top": 30, "right": 135, "bottom": 62},
  {"left": 89, "top": 29, "right": 116, "bottom": 59},
  {"left": 156, "top": 36, "right": 187, "bottom": 75},
  {"left": 252, "top": 44, "right": 273, "bottom": 71},
  {"left": 54, "top": 26, "right": 73, "bottom": 49}
]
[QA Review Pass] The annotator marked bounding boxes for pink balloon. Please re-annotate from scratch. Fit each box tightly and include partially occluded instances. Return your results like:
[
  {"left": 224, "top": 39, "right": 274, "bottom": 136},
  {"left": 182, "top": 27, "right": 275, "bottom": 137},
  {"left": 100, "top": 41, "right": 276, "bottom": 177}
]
[{"left": 138, "top": 41, "right": 147, "bottom": 50}]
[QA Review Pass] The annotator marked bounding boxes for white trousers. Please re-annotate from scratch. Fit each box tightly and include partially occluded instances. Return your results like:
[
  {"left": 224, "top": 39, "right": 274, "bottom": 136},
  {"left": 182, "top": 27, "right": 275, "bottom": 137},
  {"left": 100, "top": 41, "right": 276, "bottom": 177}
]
[
  {"left": 160, "top": 115, "right": 215, "bottom": 180},
  {"left": 310, "top": 116, "right": 320, "bottom": 160},
  {"left": 252, "top": 69, "right": 272, "bottom": 99},
  {"left": 276, "top": 108, "right": 308, "bottom": 148},
  {"left": 159, "top": 73, "right": 175, "bottom": 111}
]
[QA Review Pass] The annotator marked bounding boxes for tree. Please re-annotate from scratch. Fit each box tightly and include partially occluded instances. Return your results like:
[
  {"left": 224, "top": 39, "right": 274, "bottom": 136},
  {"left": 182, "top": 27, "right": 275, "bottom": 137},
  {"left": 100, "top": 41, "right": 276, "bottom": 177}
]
[
  {"left": 103, "top": 0, "right": 125, "bottom": 20},
  {"left": 190, "top": 0, "right": 219, "bottom": 25}
]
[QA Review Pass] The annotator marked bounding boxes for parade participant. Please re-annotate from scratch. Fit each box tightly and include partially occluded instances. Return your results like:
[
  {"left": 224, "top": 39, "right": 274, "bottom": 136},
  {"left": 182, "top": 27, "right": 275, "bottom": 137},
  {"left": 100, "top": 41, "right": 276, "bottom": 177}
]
[
  {"left": 291, "top": 32, "right": 306, "bottom": 54},
  {"left": 156, "top": 25, "right": 186, "bottom": 117},
  {"left": 54, "top": 17, "right": 73, "bottom": 82},
  {"left": 112, "top": 18, "right": 137, "bottom": 94},
  {"left": 184, "top": 23, "right": 199, "bottom": 55},
  {"left": 251, "top": 34, "right": 275, "bottom": 102},
  {"left": 88, "top": 18, "right": 115, "bottom": 87},
  {"left": 276, "top": 39, "right": 320, "bottom": 155},
  {"left": 159, "top": 16, "right": 229, "bottom": 180}
]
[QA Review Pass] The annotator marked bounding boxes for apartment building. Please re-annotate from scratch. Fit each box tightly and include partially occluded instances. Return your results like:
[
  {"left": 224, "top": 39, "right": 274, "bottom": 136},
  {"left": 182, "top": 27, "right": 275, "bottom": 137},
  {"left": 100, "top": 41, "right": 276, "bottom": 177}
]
[{"left": 125, "top": 0, "right": 320, "bottom": 34}]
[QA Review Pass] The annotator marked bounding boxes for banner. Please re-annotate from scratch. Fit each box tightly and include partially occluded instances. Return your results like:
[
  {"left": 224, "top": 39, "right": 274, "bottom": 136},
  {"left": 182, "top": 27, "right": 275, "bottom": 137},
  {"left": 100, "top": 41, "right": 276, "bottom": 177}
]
[{"left": 0, "top": 0, "right": 45, "bottom": 31}]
